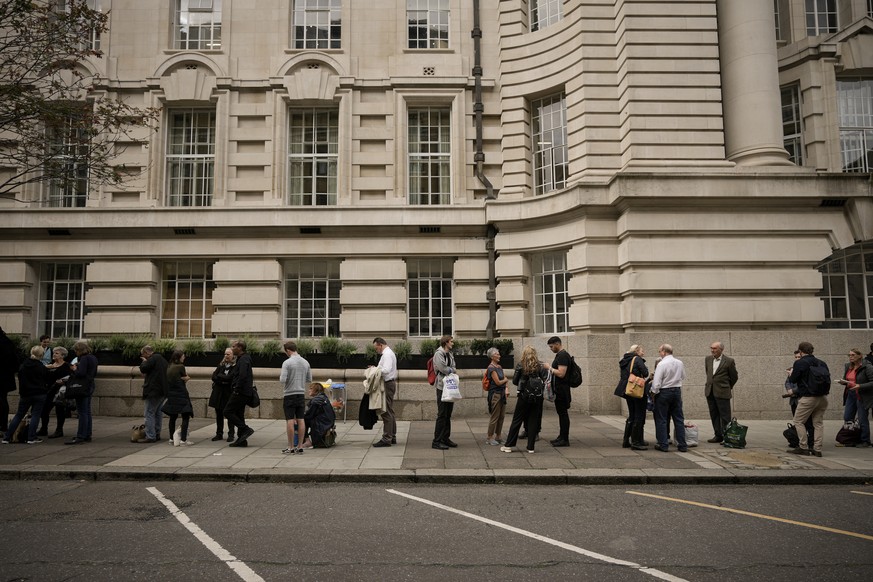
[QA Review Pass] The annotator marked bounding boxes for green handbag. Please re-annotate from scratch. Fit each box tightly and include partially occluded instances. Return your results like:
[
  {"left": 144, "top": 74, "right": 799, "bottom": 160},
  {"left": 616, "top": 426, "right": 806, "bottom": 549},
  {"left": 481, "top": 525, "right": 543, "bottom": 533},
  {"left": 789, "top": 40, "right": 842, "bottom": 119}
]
[{"left": 722, "top": 418, "right": 748, "bottom": 449}]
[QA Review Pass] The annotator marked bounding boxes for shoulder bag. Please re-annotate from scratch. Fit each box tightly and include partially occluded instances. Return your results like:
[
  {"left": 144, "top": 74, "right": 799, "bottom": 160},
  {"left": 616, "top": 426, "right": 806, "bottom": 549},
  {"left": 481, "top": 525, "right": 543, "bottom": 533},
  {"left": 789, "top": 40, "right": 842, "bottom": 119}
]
[{"left": 625, "top": 357, "right": 645, "bottom": 399}]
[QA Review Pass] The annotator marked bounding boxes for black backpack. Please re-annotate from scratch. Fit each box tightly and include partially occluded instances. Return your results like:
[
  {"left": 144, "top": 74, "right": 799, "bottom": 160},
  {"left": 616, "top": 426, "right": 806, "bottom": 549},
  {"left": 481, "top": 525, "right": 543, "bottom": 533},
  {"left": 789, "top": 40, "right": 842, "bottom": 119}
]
[
  {"left": 805, "top": 358, "right": 831, "bottom": 396},
  {"left": 567, "top": 356, "right": 583, "bottom": 388},
  {"left": 521, "top": 373, "right": 545, "bottom": 400}
]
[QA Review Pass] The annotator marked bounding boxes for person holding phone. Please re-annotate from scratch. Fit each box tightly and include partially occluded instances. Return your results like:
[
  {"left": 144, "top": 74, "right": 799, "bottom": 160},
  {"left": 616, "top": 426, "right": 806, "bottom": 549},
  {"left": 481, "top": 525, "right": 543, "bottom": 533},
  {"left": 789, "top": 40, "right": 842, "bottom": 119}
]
[{"left": 840, "top": 348, "right": 873, "bottom": 447}]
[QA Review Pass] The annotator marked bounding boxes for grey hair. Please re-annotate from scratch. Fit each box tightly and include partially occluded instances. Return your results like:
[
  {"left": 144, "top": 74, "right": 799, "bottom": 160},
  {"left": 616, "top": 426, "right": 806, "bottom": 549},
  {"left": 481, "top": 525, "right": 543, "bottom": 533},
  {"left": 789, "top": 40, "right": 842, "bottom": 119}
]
[
  {"left": 53, "top": 346, "right": 68, "bottom": 358},
  {"left": 486, "top": 347, "right": 500, "bottom": 359}
]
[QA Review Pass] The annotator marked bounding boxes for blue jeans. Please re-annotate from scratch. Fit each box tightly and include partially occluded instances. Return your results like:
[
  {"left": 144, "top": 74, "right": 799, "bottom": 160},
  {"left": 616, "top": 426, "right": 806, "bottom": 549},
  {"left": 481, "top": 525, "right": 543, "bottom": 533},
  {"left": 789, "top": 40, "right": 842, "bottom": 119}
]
[
  {"left": 844, "top": 393, "right": 871, "bottom": 443},
  {"left": 74, "top": 386, "right": 95, "bottom": 440},
  {"left": 654, "top": 388, "right": 686, "bottom": 449},
  {"left": 143, "top": 396, "right": 165, "bottom": 440},
  {"left": 4, "top": 395, "right": 46, "bottom": 442}
]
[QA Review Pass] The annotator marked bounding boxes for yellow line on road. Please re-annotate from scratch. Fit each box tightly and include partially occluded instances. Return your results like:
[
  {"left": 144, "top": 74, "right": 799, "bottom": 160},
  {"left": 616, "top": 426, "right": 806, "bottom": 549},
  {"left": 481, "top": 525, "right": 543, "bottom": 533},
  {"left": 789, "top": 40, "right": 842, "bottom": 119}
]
[
  {"left": 627, "top": 490, "right": 873, "bottom": 542},
  {"left": 850, "top": 490, "right": 873, "bottom": 497}
]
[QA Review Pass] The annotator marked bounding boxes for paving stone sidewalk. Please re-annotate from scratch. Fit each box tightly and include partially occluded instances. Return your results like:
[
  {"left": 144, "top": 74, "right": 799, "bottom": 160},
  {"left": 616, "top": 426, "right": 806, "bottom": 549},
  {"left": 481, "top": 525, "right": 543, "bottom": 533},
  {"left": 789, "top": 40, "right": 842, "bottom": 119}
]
[{"left": 1, "top": 414, "right": 871, "bottom": 484}]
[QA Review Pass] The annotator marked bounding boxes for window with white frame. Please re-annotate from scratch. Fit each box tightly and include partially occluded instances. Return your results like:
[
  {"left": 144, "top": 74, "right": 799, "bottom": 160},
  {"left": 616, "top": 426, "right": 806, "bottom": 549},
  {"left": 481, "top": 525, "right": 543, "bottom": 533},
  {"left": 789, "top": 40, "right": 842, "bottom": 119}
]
[
  {"left": 805, "top": 0, "right": 837, "bottom": 36},
  {"left": 44, "top": 106, "right": 90, "bottom": 208},
  {"left": 173, "top": 0, "right": 222, "bottom": 50},
  {"left": 38, "top": 263, "right": 86, "bottom": 338},
  {"left": 288, "top": 108, "right": 338, "bottom": 206},
  {"left": 781, "top": 85, "right": 804, "bottom": 166},
  {"left": 407, "top": 0, "right": 449, "bottom": 49},
  {"left": 838, "top": 79, "right": 873, "bottom": 173},
  {"left": 408, "top": 107, "right": 451, "bottom": 205},
  {"left": 818, "top": 242, "right": 873, "bottom": 329},
  {"left": 532, "top": 93, "right": 568, "bottom": 196},
  {"left": 285, "top": 261, "right": 341, "bottom": 337},
  {"left": 530, "top": 0, "right": 562, "bottom": 32},
  {"left": 408, "top": 258, "right": 453, "bottom": 337},
  {"left": 533, "top": 252, "right": 569, "bottom": 335},
  {"left": 160, "top": 261, "right": 214, "bottom": 338},
  {"left": 166, "top": 109, "right": 215, "bottom": 207},
  {"left": 292, "top": 0, "right": 341, "bottom": 49},
  {"left": 58, "top": 0, "right": 102, "bottom": 50},
  {"left": 774, "top": 0, "right": 781, "bottom": 41}
]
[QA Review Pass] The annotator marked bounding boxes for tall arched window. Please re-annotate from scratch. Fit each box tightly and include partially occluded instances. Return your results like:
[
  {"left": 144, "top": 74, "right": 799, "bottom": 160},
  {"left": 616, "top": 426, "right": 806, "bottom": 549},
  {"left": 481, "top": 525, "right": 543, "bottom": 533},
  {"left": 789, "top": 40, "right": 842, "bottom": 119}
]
[{"left": 818, "top": 242, "right": 873, "bottom": 329}]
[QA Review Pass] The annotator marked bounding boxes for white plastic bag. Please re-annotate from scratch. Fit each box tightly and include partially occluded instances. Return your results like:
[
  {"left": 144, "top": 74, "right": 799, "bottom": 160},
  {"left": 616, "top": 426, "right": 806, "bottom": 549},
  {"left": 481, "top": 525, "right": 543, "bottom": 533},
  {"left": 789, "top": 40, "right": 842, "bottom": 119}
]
[
  {"left": 684, "top": 422, "right": 699, "bottom": 447},
  {"left": 441, "top": 373, "right": 462, "bottom": 402}
]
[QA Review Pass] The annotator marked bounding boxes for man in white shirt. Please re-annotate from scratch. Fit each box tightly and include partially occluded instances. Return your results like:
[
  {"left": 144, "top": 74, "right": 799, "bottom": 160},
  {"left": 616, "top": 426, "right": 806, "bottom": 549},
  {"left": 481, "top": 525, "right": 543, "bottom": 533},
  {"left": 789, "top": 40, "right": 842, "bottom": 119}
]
[
  {"left": 372, "top": 337, "right": 397, "bottom": 448},
  {"left": 651, "top": 343, "right": 688, "bottom": 452}
]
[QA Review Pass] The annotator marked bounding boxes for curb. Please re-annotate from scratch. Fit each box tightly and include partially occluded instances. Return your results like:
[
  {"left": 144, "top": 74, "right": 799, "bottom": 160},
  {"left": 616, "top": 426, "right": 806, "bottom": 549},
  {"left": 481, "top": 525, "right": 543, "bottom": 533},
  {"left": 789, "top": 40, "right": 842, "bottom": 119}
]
[{"left": 2, "top": 466, "right": 871, "bottom": 486}]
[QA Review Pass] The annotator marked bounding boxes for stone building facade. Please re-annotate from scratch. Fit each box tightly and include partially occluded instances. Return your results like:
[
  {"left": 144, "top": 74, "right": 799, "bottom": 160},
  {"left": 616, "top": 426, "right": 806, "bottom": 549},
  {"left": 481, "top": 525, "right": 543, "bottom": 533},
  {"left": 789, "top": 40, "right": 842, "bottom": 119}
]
[{"left": 1, "top": 1, "right": 872, "bottom": 419}]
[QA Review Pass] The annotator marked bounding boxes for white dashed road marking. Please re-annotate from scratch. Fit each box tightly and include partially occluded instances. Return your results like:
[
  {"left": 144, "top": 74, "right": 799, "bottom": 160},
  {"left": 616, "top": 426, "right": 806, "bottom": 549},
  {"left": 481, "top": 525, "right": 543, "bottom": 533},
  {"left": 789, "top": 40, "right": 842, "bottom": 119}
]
[
  {"left": 147, "top": 487, "right": 265, "bottom": 582},
  {"left": 387, "top": 488, "right": 689, "bottom": 582}
]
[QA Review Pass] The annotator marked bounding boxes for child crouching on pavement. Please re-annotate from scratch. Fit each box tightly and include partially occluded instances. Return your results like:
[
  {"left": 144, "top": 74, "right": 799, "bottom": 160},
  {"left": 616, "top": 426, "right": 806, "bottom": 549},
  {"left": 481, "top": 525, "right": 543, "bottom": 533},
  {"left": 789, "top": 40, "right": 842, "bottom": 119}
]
[{"left": 301, "top": 382, "right": 337, "bottom": 449}]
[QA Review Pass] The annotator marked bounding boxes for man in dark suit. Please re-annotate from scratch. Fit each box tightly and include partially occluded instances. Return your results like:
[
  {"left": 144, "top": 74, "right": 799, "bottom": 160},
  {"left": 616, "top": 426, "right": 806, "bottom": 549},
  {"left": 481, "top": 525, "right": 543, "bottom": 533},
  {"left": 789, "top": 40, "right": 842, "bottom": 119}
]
[{"left": 704, "top": 341, "right": 739, "bottom": 443}]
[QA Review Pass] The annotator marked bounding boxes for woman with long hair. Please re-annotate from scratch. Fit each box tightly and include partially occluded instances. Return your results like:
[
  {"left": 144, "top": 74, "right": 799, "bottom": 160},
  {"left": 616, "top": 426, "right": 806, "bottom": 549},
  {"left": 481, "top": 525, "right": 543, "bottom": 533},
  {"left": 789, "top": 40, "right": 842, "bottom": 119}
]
[
  {"left": 839, "top": 348, "right": 873, "bottom": 447},
  {"left": 162, "top": 350, "right": 194, "bottom": 446},
  {"left": 500, "top": 345, "right": 549, "bottom": 454},
  {"left": 65, "top": 341, "right": 97, "bottom": 445}
]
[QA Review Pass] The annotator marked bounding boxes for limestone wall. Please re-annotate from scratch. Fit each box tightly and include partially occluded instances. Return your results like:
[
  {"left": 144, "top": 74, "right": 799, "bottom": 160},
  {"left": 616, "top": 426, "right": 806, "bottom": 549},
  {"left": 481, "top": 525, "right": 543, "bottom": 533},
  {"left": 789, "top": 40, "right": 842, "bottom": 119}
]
[{"left": 25, "top": 329, "right": 866, "bottom": 424}]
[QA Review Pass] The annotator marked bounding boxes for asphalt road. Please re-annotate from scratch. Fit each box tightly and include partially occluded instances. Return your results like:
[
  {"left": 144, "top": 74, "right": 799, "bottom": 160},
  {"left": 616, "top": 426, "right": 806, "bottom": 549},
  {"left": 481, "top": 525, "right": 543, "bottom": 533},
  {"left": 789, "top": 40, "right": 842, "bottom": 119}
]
[{"left": 1, "top": 481, "right": 871, "bottom": 581}]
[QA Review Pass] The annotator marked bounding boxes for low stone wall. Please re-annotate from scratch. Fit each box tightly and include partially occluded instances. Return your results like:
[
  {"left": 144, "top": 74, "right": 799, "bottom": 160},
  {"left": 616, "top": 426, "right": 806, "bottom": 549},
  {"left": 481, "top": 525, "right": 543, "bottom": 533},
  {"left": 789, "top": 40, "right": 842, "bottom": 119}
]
[{"left": 10, "top": 330, "right": 868, "bottom": 422}]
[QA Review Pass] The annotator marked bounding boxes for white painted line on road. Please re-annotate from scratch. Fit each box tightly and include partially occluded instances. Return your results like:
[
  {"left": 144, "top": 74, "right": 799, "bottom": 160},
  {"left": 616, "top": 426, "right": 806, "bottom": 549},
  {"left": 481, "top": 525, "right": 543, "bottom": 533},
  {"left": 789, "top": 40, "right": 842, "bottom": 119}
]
[
  {"left": 627, "top": 490, "right": 873, "bottom": 542},
  {"left": 386, "top": 489, "right": 687, "bottom": 582},
  {"left": 147, "top": 487, "right": 265, "bottom": 582},
  {"left": 850, "top": 490, "right": 873, "bottom": 497}
]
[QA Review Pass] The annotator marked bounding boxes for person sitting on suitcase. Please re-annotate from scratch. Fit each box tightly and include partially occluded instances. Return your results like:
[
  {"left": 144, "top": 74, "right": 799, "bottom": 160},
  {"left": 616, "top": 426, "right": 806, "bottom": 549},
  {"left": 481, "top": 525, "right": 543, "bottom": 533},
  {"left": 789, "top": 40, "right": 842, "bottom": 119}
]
[{"left": 302, "top": 382, "right": 336, "bottom": 449}]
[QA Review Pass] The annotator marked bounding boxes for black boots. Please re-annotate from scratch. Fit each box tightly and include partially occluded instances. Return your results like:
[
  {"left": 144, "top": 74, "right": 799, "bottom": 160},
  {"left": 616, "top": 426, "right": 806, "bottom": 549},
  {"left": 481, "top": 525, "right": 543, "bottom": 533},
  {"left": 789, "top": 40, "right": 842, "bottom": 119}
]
[
  {"left": 630, "top": 422, "right": 648, "bottom": 450},
  {"left": 622, "top": 421, "right": 632, "bottom": 448}
]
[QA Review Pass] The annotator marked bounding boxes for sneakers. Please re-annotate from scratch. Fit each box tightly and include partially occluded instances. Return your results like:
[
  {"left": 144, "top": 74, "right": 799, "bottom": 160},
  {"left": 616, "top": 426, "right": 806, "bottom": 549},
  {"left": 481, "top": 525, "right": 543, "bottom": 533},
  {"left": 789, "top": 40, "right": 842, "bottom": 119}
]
[
  {"left": 486, "top": 438, "right": 500, "bottom": 446},
  {"left": 499, "top": 446, "right": 513, "bottom": 453},
  {"left": 26, "top": 438, "right": 44, "bottom": 444},
  {"left": 300, "top": 441, "right": 314, "bottom": 450},
  {"left": 282, "top": 447, "right": 304, "bottom": 455},
  {"left": 181, "top": 440, "right": 195, "bottom": 446},
  {"left": 526, "top": 449, "right": 535, "bottom": 454},
  {"left": 1, "top": 439, "right": 9, "bottom": 444}
]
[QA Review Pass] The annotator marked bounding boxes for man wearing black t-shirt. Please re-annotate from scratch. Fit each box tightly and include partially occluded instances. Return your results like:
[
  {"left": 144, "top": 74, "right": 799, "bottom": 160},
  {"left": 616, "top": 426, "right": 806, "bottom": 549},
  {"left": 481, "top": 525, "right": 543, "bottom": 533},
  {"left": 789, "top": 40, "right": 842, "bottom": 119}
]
[{"left": 543, "top": 336, "right": 572, "bottom": 447}]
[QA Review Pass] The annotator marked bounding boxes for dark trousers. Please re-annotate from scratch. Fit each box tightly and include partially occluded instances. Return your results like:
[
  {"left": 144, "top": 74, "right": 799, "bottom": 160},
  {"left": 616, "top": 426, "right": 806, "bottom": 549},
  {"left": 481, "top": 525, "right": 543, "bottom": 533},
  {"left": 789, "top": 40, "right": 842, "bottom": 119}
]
[
  {"left": 381, "top": 380, "right": 396, "bottom": 442},
  {"left": 505, "top": 396, "right": 544, "bottom": 451},
  {"left": 554, "top": 389, "right": 571, "bottom": 440},
  {"left": 0, "top": 392, "right": 9, "bottom": 431},
  {"left": 706, "top": 394, "right": 732, "bottom": 438},
  {"left": 168, "top": 413, "right": 192, "bottom": 442},
  {"left": 215, "top": 411, "right": 232, "bottom": 437},
  {"left": 433, "top": 389, "right": 454, "bottom": 444},
  {"left": 4, "top": 395, "right": 45, "bottom": 442},
  {"left": 40, "top": 387, "right": 67, "bottom": 433},
  {"left": 626, "top": 395, "right": 647, "bottom": 424},
  {"left": 654, "top": 388, "right": 686, "bottom": 449},
  {"left": 223, "top": 392, "right": 249, "bottom": 432}
]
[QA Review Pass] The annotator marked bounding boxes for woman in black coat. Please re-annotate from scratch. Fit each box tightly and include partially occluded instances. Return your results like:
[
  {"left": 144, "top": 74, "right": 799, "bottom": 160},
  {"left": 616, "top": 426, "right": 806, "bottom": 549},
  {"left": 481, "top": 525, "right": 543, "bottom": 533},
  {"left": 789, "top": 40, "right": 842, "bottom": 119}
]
[
  {"left": 209, "top": 348, "right": 236, "bottom": 442},
  {"left": 614, "top": 344, "right": 650, "bottom": 450},
  {"left": 40, "top": 346, "right": 72, "bottom": 438},
  {"left": 3, "top": 345, "right": 48, "bottom": 444},
  {"left": 500, "top": 345, "right": 549, "bottom": 454},
  {"left": 162, "top": 350, "right": 194, "bottom": 446}
]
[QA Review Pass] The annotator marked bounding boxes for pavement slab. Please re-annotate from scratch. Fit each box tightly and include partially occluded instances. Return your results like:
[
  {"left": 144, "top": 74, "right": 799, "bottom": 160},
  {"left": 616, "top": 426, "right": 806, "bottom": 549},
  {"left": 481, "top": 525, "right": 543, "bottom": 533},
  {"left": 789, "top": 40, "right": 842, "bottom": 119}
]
[{"left": 1, "top": 415, "right": 872, "bottom": 484}]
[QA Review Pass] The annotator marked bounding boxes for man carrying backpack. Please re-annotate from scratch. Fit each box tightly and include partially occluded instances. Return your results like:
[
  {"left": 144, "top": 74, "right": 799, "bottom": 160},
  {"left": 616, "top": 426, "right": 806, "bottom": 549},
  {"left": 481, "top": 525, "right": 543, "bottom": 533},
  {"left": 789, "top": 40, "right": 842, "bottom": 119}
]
[
  {"left": 788, "top": 342, "right": 830, "bottom": 457},
  {"left": 543, "top": 336, "right": 573, "bottom": 447}
]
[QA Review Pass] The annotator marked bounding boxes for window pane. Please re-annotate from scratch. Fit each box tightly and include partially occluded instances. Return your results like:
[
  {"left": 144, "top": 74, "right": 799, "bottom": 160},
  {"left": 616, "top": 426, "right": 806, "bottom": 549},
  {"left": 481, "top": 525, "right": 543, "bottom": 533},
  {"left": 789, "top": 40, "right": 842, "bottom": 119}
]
[
  {"left": 166, "top": 109, "right": 216, "bottom": 206},
  {"left": 407, "top": 258, "right": 453, "bottom": 337},
  {"left": 161, "top": 262, "right": 214, "bottom": 338},
  {"left": 38, "top": 263, "right": 87, "bottom": 338},
  {"left": 408, "top": 108, "right": 451, "bottom": 205},
  {"left": 285, "top": 261, "right": 341, "bottom": 337},
  {"left": 532, "top": 252, "right": 569, "bottom": 334},
  {"left": 532, "top": 94, "right": 569, "bottom": 195}
]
